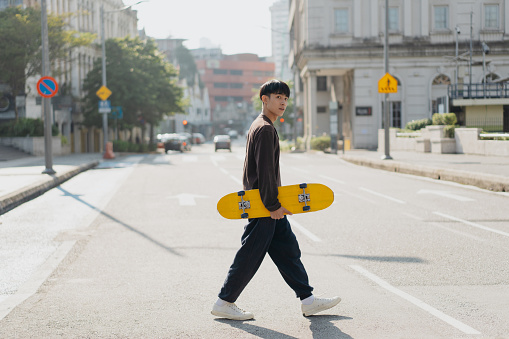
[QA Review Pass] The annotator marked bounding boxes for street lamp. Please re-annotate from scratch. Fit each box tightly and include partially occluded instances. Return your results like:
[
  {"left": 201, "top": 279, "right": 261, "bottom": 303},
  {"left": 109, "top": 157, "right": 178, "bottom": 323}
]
[{"left": 100, "top": 1, "right": 148, "bottom": 156}]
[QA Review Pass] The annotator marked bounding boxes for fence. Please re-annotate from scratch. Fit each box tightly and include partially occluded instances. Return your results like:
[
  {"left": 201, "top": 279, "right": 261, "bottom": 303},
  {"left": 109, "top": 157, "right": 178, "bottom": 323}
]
[
  {"left": 465, "top": 117, "right": 505, "bottom": 132},
  {"left": 449, "top": 83, "right": 509, "bottom": 99}
]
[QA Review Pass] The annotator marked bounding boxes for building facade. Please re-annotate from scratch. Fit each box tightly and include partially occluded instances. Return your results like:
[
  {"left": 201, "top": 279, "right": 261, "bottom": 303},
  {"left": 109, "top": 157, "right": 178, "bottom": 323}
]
[
  {"left": 1, "top": 0, "right": 139, "bottom": 153},
  {"left": 193, "top": 52, "right": 275, "bottom": 135},
  {"left": 289, "top": 0, "right": 509, "bottom": 149},
  {"left": 270, "top": 0, "right": 292, "bottom": 81}
]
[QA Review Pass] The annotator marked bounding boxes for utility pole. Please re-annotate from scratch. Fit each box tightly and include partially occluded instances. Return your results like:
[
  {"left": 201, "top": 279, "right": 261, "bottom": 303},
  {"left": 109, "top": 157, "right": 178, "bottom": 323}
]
[
  {"left": 382, "top": 0, "right": 392, "bottom": 160},
  {"left": 41, "top": 0, "right": 55, "bottom": 174},
  {"left": 100, "top": 4, "right": 109, "bottom": 155}
]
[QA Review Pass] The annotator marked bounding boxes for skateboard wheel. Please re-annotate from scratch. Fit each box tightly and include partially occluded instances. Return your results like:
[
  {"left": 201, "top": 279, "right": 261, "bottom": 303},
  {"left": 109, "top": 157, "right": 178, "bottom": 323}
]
[
  {"left": 299, "top": 183, "right": 307, "bottom": 188},
  {"left": 241, "top": 213, "right": 249, "bottom": 219},
  {"left": 237, "top": 191, "right": 245, "bottom": 196},
  {"left": 303, "top": 206, "right": 311, "bottom": 211}
]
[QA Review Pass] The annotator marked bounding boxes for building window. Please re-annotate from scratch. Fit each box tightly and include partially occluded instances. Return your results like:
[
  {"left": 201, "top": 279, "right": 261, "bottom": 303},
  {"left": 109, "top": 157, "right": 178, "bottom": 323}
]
[
  {"left": 317, "top": 106, "right": 327, "bottom": 113},
  {"left": 317, "top": 76, "right": 327, "bottom": 91},
  {"left": 230, "top": 83, "right": 243, "bottom": 89},
  {"left": 334, "top": 9, "right": 349, "bottom": 33},
  {"left": 484, "top": 4, "right": 499, "bottom": 29},
  {"left": 382, "top": 102, "right": 402, "bottom": 128},
  {"left": 230, "top": 70, "right": 243, "bottom": 75},
  {"left": 388, "top": 7, "right": 399, "bottom": 32},
  {"left": 213, "top": 69, "right": 228, "bottom": 75},
  {"left": 214, "top": 83, "right": 228, "bottom": 88},
  {"left": 433, "top": 6, "right": 448, "bottom": 31},
  {"left": 215, "top": 96, "right": 228, "bottom": 102}
]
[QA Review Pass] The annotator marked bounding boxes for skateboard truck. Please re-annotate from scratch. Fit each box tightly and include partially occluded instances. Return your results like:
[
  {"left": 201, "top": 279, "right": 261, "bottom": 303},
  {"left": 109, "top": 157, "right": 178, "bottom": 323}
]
[
  {"left": 299, "top": 183, "right": 311, "bottom": 211},
  {"left": 237, "top": 191, "right": 250, "bottom": 219}
]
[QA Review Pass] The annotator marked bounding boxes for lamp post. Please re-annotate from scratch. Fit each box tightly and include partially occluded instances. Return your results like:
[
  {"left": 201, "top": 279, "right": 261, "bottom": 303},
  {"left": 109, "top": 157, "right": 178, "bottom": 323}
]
[
  {"left": 100, "top": 1, "right": 147, "bottom": 156},
  {"left": 382, "top": 0, "right": 392, "bottom": 160},
  {"left": 41, "top": 0, "right": 55, "bottom": 174}
]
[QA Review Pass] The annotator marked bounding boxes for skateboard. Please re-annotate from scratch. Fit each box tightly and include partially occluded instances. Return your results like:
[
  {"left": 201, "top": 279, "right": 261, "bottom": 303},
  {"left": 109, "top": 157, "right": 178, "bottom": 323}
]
[{"left": 217, "top": 183, "right": 334, "bottom": 220}]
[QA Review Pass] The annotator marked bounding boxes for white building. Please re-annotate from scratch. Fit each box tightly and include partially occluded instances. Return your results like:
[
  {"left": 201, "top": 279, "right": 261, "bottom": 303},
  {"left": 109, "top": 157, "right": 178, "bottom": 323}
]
[
  {"left": 6, "top": 0, "right": 138, "bottom": 153},
  {"left": 289, "top": 0, "right": 509, "bottom": 149}
]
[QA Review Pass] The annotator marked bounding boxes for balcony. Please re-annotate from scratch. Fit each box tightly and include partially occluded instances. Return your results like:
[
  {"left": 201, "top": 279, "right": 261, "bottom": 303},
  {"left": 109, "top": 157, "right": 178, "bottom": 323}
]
[{"left": 448, "top": 83, "right": 509, "bottom": 100}]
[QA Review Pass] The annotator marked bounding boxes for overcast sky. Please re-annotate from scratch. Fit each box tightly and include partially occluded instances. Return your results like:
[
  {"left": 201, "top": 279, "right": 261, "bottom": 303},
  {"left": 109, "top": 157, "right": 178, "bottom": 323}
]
[{"left": 132, "top": 0, "right": 280, "bottom": 57}]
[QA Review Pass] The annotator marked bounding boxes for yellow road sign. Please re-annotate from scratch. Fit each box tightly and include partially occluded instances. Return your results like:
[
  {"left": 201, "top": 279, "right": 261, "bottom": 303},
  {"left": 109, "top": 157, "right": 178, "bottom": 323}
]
[
  {"left": 378, "top": 73, "right": 398, "bottom": 93},
  {"left": 96, "top": 85, "right": 112, "bottom": 101}
]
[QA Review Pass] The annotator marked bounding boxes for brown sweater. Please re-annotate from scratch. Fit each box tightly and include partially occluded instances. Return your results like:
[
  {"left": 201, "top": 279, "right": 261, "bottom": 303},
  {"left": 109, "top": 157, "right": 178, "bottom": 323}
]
[{"left": 242, "top": 113, "right": 281, "bottom": 212}]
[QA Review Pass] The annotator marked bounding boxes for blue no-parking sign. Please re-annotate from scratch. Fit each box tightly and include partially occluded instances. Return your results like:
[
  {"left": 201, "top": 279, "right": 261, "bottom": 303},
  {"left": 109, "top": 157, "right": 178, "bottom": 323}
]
[
  {"left": 99, "top": 100, "right": 112, "bottom": 113},
  {"left": 37, "top": 76, "right": 59, "bottom": 98}
]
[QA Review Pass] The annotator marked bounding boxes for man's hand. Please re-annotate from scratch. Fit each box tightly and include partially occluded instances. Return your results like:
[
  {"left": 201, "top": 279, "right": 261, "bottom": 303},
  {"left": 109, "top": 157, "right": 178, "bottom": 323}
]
[{"left": 270, "top": 206, "right": 293, "bottom": 220}]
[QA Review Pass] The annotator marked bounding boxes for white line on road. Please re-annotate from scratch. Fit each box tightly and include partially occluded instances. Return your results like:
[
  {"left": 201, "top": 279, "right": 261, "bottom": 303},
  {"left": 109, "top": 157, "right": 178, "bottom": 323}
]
[
  {"left": 418, "top": 190, "right": 474, "bottom": 202},
  {"left": 359, "top": 187, "right": 406, "bottom": 204},
  {"left": 433, "top": 211, "right": 509, "bottom": 238},
  {"left": 287, "top": 217, "right": 321, "bottom": 242},
  {"left": 319, "top": 174, "right": 345, "bottom": 185},
  {"left": 349, "top": 265, "right": 481, "bottom": 335},
  {"left": 0, "top": 241, "right": 76, "bottom": 321}
]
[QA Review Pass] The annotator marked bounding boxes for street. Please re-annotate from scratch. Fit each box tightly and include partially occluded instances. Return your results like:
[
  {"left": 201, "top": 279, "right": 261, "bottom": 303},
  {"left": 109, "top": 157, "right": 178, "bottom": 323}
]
[{"left": 1, "top": 141, "right": 508, "bottom": 338}]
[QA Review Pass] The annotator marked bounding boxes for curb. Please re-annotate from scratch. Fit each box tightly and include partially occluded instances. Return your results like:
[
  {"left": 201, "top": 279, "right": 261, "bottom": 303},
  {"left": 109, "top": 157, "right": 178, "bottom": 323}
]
[
  {"left": 0, "top": 161, "right": 99, "bottom": 216},
  {"left": 341, "top": 155, "right": 509, "bottom": 192}
]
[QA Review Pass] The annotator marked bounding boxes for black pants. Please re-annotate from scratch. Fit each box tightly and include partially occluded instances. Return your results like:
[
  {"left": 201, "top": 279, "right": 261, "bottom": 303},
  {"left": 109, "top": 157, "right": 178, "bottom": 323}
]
[{"left": 218, "top": 216, "right": 313, "bottom": 302}]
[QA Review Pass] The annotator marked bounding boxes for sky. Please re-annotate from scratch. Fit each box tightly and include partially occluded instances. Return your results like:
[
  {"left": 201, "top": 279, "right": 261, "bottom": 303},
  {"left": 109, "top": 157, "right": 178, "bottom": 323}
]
[{"left": 130, "top": 0, "right": 280, "bottom": 57}]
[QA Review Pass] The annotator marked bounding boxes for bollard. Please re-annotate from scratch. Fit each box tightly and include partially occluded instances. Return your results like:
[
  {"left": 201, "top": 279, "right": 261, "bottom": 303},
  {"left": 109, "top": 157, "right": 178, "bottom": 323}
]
[{"left": 103, "top": 141, "right": 115, "bottom": 159}]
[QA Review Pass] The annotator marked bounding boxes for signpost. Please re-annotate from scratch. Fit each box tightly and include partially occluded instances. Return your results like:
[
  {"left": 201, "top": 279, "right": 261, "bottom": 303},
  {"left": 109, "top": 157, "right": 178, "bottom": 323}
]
[{"left": 378, "top": 73, "right": 398, "bottom": 94}]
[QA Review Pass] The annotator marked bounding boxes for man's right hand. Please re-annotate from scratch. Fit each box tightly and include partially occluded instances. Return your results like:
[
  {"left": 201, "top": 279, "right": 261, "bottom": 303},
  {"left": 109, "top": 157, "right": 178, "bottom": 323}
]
[{"left": 270, "top": 206, "right": 292, "bottom": 220}]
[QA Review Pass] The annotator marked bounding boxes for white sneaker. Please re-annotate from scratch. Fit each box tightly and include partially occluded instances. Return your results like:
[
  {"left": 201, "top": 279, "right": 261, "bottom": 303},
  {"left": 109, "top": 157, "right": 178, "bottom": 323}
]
[
  {"left": 301, "top": 296, "right": 341, "bottom": 316},
  {"left": 211, "top": 302, "right": 254, "bottom": 321}
]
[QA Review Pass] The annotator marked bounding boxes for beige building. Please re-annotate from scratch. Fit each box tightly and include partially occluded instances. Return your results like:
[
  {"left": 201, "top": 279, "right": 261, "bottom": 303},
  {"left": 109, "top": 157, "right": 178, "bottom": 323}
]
[{"left": 289, "top": 0, "right": 509, "bottom": 149}]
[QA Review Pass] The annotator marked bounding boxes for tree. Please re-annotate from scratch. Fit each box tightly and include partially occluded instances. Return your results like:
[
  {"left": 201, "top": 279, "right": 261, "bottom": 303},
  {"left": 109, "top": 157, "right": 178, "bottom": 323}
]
[
  {"left": 82, "top": 37, "right": 184, "bottom": 143},
  {"left": 0, "top": 6, "right": 95, "bottom": 120}
]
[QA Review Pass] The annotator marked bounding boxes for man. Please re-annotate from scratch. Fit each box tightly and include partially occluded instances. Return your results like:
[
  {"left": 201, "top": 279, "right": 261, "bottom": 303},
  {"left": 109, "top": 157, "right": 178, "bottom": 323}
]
[{"left": 211, "top": 80, "right": 340, "bottom": 320}]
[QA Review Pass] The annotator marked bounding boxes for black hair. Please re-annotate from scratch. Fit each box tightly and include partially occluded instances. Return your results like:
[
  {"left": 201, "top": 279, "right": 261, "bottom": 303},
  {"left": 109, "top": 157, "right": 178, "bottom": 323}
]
[{"left": 259, "top": 79, "right": 290, "bottom": 101}]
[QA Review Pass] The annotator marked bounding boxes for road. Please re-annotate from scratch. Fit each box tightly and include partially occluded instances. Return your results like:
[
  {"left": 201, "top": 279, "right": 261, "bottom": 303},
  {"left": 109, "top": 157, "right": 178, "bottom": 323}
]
[{"left": 1, "top": 141, "right": 508, "bottom": 338}]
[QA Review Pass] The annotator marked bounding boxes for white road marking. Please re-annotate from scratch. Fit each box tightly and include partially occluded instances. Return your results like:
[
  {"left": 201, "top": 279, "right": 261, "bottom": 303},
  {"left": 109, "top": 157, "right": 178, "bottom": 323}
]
[
  {"left": 287, "top": 217, "right": 321, "bottom": 242},
  {"left": 349, "top": 265, "right": 481, "bottom": 335},
  {"left": 417, "top": 190, "right": 474, "bottom": 202},
  {"left": 433, "top": 211, "right": 509, "bottom": 238},
  {"left": 431, "top": 222, "right": 486, "bottom": 242},
  {"left": 167, "top": 193, "right": 208, "bottom": 206},
  {"left": 319, "top": 174, "right": 345, "bottom": 185},
  {"left": 0, "top": 241, "right": 76, "bottom": 321},
  {"left": 359, "top": 187, "right": 406, "bottom": 204}
]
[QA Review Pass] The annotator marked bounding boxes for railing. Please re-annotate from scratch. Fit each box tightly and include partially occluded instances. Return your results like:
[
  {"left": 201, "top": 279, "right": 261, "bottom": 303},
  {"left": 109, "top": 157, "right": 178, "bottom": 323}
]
[
  {"left": 449, "top": 83, "right": 509, "bottom": 100},
  {"left": 466, "top": 117, "right": 505, "bottom": 132}
]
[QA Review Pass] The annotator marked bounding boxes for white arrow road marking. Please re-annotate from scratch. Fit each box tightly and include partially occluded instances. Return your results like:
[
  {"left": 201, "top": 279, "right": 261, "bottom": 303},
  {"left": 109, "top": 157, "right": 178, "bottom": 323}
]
[
  {"left": 418, "top": 190, "right": 474, "bottom": 202},
  {"left": 167, "top": 194, "right": 208, "bottom": 206},
  {"left": 350, "top": 265, "right": 481, "bottom": 335}
]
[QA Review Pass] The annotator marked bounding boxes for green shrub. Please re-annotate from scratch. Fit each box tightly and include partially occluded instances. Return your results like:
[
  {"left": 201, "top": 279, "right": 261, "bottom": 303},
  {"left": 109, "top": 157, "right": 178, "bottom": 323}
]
[
  {"left": 432, "top": 113, "right": 457, "bottom": 126},
  {"left": 310, "top": 135, "right": 331, "bottom": 151},
  {"left": 0, "top": 118, "right": 59, "bottom": 137},
  {"left": 405, "top": 118, "right": 432, "bottom": 131},
  {"left": 113, "top": 140, "right": 129, "bottom": 152},
  {"left": 444, "top": 125, "right": 456, "bottom": 138}
]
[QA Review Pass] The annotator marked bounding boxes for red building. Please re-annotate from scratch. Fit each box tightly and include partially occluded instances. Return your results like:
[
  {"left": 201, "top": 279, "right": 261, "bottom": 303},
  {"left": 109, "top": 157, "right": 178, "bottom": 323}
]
[{"left": 195, "top": 53, "right": 275, "bottom": 129}]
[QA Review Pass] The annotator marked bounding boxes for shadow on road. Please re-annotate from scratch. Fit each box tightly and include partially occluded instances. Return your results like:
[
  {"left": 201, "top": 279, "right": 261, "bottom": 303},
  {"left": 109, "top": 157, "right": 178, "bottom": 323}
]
[
  {"left": 307, "top": 314, "right": 354, "bottom": 339},
  {"left": 215, "top": 318, "right": 299, "bottom": 339},
  {"left": 57, "top": 187, "right": 183, "bottom": 257}
]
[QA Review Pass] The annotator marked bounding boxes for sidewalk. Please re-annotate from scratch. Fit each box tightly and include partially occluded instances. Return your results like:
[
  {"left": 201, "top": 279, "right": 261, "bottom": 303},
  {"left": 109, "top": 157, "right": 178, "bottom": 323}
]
[
  {"left": 340, "top": 149, "right": 509, "bottom": 192},
  {"left": 0, "top": 153, "right": 102, "bottom": 215}
]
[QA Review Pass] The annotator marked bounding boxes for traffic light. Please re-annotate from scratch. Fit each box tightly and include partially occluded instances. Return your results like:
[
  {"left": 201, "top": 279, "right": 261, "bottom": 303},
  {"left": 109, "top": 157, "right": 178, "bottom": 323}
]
[
  {"left": 280, "top": 118, "right": 284, "bottom": 123},
  {"left": 183, "top": 120, "right": 188, "bottom": 126}
]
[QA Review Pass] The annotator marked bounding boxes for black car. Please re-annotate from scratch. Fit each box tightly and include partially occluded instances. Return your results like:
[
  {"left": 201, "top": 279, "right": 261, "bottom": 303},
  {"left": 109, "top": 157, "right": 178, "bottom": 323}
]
[{"left": 162, "top": 133, "right": 185, "bottom": 153}]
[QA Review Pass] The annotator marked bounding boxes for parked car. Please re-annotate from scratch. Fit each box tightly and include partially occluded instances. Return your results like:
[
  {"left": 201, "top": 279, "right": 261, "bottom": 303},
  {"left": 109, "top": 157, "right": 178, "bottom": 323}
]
[
  {"left": 193, "top": 133, "right": 206, "bottom": 144},
  {"left": 214, "top": 135, "right": 231, "bottom": 152},
  {"left": 228, "top": 130, "right": 238, "bottom": 139},
  {"left": 162, "top": 133, "right": 185, "bottom": 153}
]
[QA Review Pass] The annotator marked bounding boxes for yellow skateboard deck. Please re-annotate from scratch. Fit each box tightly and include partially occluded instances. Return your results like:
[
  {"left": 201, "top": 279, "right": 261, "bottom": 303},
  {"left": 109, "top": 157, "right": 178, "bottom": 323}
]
[{"left": 217, "top": 183, "right": 334, "bottom": 220}]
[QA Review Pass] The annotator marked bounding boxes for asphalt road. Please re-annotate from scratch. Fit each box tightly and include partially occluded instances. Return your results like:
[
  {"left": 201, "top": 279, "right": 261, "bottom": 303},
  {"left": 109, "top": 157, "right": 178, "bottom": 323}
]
[{"left": 1, "top": 141, "right": 508, "bottom": 338}]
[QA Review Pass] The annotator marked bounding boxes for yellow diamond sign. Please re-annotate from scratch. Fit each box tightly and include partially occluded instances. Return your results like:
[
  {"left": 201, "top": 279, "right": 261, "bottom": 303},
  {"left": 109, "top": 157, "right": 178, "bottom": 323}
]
[
  {"left": 96, "top": 85, "right": 112, "bottom": 101},
  {"left": 378, "top": 73, "right": 398, "bottom": 93}
]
